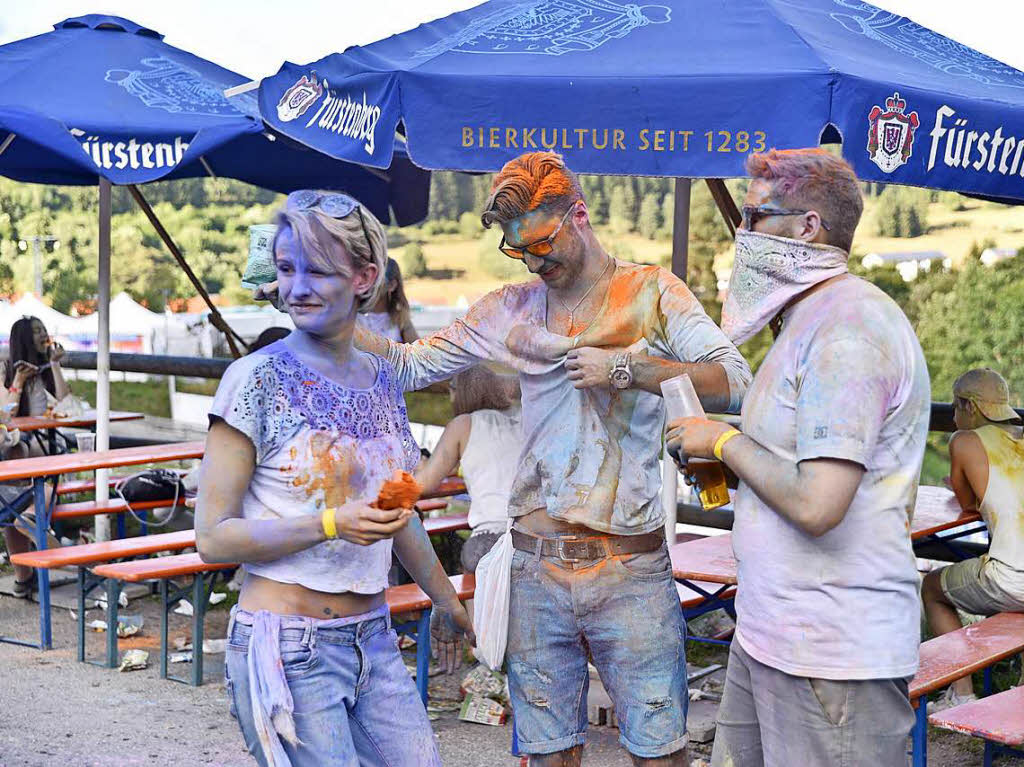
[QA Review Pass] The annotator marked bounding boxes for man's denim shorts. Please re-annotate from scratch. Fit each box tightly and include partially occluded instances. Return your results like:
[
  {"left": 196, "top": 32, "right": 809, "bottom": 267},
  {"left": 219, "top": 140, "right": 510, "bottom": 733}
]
[{"left": 505, "top": 541, "right": 690, "bottom": 758}]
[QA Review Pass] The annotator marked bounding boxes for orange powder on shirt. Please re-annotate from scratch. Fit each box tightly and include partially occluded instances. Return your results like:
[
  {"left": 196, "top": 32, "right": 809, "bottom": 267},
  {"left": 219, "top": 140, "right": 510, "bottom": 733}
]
[{"left": 374, "top": 470, "right": 422, "bottom": 510}]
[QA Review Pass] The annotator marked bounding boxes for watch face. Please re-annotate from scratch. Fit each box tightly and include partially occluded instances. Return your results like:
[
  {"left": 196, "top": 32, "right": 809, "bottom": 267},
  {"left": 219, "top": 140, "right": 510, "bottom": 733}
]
[{"left": 610, "top": 368, "right": 631, "bottom": 389}]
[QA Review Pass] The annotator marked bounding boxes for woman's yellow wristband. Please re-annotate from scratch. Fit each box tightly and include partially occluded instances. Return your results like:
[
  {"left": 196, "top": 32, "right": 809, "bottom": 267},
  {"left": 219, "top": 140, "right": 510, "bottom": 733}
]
[
  {"left": 321, "top": 508, "right": 338, "bottom": 540},
  {"left": 713, "top": 428, "right": 742, "bottom": 462}
]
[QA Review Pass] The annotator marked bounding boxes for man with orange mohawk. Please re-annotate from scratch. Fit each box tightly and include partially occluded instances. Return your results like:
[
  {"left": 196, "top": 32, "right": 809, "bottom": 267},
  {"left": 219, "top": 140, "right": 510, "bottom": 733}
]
[{"left": 358, "top": 151, "right": 750, "bottom": 766}]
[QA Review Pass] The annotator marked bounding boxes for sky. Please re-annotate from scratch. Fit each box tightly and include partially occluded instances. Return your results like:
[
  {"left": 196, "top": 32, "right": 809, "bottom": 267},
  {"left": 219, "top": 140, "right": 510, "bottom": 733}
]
[{"left": 1, "top": 0, "right": 1023, "bottom": 80}]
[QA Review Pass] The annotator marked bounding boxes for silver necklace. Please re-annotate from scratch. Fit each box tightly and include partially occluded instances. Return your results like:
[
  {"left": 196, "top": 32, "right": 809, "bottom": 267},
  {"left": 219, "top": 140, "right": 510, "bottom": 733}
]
[{"left": 554, "top": 256, "right": 614, "bottom": 329}]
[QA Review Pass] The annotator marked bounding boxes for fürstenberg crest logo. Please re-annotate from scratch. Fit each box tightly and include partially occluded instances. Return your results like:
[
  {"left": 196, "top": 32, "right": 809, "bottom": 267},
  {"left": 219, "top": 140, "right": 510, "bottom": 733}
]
[
  {"left": 276, "top": 75, "right": 323, "bottom": 122},
  {"left": 276, "top": 74, "right": 381, "bottom": 156},
  {"left": 867, "top": 92, "right": 920, "bottom": 173}
]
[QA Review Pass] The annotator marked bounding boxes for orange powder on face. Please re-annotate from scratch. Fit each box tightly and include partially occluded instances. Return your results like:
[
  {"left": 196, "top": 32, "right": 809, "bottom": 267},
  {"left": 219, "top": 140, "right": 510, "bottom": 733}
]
[{"left": 374, "top": 470, "right": 422, "bottom": 510}]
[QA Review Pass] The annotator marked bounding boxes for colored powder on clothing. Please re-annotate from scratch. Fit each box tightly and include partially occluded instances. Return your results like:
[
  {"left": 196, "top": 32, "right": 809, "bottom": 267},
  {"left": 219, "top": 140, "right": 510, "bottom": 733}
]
[{"left": 375, "top": 470, "right": 421, "bottom": 510}]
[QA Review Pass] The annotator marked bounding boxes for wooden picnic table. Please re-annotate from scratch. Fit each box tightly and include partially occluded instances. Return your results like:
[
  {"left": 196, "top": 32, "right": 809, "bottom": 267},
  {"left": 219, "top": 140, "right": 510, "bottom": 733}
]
[
  {"left": 0, "top": 440, "right": 205, "bottom": 651},
  {"left": 9, "top": 410, "right": 144, "bottom": 433},
  {"left": 670, "top": 486, "right": 977, "bottom": 587},
  {"left": 0, "top": 440, "right": 205, "bottom": 483}
]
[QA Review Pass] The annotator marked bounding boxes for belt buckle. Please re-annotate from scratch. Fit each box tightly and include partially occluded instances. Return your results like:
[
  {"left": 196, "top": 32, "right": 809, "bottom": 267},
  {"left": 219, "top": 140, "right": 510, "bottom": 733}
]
[{"left": 556, "top": 538, "right": 591, "bottom": 562}]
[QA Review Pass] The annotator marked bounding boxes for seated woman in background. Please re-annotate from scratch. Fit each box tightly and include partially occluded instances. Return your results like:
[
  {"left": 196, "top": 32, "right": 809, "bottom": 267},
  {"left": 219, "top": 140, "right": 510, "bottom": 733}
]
[
  {"left": 358, "top": 257, "right": 418, "bottom": 343},
  {"left": 197, "top": 190, "right": 471, "bottom": 766},
  {"left": 415, "top": 364, "right": 522, "bottom": 573},
  {"left": 0, "top": 315, "right": 69, "bottom": 597},
  {"left": 1, "top": 315, "right": 70, "bottom": 420}
]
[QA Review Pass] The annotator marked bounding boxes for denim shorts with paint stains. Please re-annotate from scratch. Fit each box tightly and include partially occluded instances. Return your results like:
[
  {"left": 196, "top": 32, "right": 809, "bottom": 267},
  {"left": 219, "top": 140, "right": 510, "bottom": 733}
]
[{"left": 505, "top": 542, "right": 690, "bottom": 758}]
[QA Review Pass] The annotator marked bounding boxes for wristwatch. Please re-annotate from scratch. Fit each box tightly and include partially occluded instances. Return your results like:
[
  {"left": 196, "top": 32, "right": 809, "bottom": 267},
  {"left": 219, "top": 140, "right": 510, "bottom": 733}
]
[{"left": 608, "top": 352, "right": 633, "bottom": 390}]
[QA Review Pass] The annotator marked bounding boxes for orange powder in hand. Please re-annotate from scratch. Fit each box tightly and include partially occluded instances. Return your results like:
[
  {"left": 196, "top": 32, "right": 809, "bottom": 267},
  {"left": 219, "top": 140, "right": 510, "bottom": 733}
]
[{"left": 374, "top": 470, "right": 422, "bottom": 510}]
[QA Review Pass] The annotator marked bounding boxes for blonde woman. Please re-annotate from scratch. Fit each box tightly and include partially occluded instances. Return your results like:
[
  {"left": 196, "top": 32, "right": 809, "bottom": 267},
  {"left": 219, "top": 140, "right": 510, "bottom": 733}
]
[{"left": 197, "top": 190, "right": 471, "bottom": 766}]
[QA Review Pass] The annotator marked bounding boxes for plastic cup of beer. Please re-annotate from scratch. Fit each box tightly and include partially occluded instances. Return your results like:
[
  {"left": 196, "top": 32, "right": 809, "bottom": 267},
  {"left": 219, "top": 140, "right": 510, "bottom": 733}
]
[
  {"left": 75, "top": 432, "right": 96, "bottom": 452},
  {"left": 660, "top": 374, "right": 730, "bottom": 511}
]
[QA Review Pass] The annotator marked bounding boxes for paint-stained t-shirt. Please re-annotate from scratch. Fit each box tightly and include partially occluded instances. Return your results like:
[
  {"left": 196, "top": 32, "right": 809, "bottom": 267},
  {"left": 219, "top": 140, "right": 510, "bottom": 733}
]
[
  {"left": 381, "top": 261, "right": 751, "bottom": 535},
  {"left": 733, "top": 276, "right": 930, "bottom": 680},
  {"left": 208, "top": 341, "right": 419, "bottom": 594}
]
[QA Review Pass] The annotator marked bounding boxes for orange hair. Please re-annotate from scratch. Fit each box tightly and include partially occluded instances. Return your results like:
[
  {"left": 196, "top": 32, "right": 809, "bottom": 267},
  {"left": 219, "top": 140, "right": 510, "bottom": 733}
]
[
  {"left": 746, "top": 148, "right": 863, "bottom": 252},
  {"left": 481, "top": 152, "right": 584, "bottom": 228}
]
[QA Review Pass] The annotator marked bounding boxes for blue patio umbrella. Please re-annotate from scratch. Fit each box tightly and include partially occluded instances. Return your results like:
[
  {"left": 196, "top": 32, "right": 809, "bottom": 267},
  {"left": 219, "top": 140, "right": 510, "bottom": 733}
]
[
  {"left": 0, "top": 14, "right": 429, "bottom": 224},
  {"left": 0, "top": 16, "right": 430, "bottom": 584},
  {"left": 255, "top": 0, "right": 1024, "bottom": 203}
]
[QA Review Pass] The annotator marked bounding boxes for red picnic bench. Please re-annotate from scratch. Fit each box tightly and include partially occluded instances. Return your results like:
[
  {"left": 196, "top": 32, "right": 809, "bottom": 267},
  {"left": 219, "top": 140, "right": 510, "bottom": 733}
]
[
  {"left": 10, "top": 529, "right": 199, "bottom": 667},
  {"left": 0, "top": 440, "right": 205, "bottom": 650},
  {"left": 928, "top": 684, "right": 1024, "bottom": 766},
  {"left": 91, "top": 551, "right": 476, "bottom": 694},
  {"left": 908, "top": 612, "right": 1024, "bottom": 767}
]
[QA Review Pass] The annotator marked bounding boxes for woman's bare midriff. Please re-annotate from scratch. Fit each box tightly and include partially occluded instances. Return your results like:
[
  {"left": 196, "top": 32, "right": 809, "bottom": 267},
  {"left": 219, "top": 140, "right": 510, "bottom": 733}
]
[{"left": 238, "top": 572, "right": 385, "bottom": 619}]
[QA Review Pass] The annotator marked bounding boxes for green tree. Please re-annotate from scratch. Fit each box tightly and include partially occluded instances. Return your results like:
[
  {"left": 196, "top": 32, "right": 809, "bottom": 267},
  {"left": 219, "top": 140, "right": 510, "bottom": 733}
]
[
  {"left": 401, "top": 242, "right": 428, "bottom": 278},
  {"left": 608, "top": 185, "right": 632, "bottom": 234},
  {"left": 874, "top": 186, "right": 929, "bottom": 237},
  {"left": 458, "top": 211, "right": 482, "bottom": 239},
  {"left": 478, "top": 229, "right": 526, "bottom": 281},
  {"left": 915, "top": 259, "right": 1024, "bottom": 405},
  {"left": 637, "top": 193, "right": 663, "bottom": 239}
]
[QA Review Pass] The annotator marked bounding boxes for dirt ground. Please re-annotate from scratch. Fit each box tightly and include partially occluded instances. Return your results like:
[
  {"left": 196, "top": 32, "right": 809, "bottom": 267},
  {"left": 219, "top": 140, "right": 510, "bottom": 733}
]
[{"left": 0, "top": 583, "right": 984, "bottom": 767}]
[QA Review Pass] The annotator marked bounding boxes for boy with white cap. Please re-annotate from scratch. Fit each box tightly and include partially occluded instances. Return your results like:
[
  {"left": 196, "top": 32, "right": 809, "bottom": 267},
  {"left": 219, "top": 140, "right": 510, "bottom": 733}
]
[{"left": 922, "top": 367, "right": 1024, "bottom": 709}]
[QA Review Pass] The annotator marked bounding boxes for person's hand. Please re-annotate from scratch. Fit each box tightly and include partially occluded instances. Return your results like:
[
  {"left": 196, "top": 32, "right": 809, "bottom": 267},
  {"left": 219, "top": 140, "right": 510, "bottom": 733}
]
[
  {"left": 47, "top": 341, "right": 65, "bottom": 363},
  {"left": 665, "top": 416, "right": 732, "bottom": 462},
  {"left": 332, "top": 501, "right": 413, "bottom": 546},
  {"left": 565, "top": 347, "right": 616, "bottom": 389},
  {"left": 12, "top": 361, "right": 39, "bottom": 386},
  {"left": 253, "top": 280, "right": 284, "bottom": 311},
  {"left": 430, "top": 599, "right": 475, "bottom": 674}
]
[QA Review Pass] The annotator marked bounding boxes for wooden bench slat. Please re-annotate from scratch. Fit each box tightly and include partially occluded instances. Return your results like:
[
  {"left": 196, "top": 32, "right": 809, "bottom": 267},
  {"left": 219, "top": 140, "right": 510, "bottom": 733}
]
[
  {"left": 927, "top": 685, "right": 1024, "bottom": 745},
  {"left": 52, "top": 497, "right": 183, "bottom": 520},
  {"left": 56, "top": 469, "right": 185, "bottom": 497},
  {"left": 10, "top": 530, "right": 196, "bottom": 568},
  {"left": 92, "top": 552, "right": 235, "bottom": 581},
  {"left": 910, "top": 613, "right": 1024, "bottom": 700},
  {"left": 0, "top": 440, "right": 205, "bottom": 482},
  {"left": 421, "top": 477, "right": 467, "bottom": 500},
  {"left": 386, "top": 573, "right": 476, "bottom": 614},
  {"left": 670, "top": 534, "right": 737, "bottom": 584},
  {"left": 422, "top": 514, "right": 469, "bottom": 536},
  {"left": 415, "top": 499, "right": 448, "bottom": 513}
]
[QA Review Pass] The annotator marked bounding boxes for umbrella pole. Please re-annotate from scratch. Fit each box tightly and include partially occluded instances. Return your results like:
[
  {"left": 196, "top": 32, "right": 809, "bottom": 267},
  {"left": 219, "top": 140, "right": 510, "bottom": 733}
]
[
  {"left": 95, "top": 179, "right": 112, "bottom": 542},
  {"left": 705, "top": 179, "right": 741, "bottom": 237},
  {"left": 126, "top": 185, "right": 247, "bottom": 358},
  {"left": 670, "top": 178, "right": 692, "bottom": 280}
]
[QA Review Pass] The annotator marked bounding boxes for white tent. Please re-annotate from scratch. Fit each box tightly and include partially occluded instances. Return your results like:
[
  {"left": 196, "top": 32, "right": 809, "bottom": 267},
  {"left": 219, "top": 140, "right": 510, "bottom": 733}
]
[{"left": 9, "top": 294, "right": 84, "bottom": 338}]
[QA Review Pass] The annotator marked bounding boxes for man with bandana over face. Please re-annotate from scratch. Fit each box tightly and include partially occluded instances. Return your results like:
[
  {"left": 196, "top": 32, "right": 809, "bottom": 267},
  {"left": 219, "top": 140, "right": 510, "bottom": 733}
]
[
  {"left": 356, "top": 152, "right": 751, "bottom": 766},
  {"left": 667, "top": 148, "right": 930, "bottom": 767}
]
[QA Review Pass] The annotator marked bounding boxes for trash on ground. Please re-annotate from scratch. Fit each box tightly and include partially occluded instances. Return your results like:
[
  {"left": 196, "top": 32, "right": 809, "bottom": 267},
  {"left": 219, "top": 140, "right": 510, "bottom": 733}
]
[
  {"left": 87, "top": 619, "right": 107, "bottom": 632},
  {"left": 174, "top": 599, "right": 194, "bottom": 616},
  {"left": 202, "top": 638, "right": 226, "bottom": 654},
  {"left": 170, "top": 651, "right": 193, "bottom": 664},
  {"left": 93, "top": 591, "right": 129, "bottom": 610},
  {"left": 460, "top": 664, "right": 509, "bottom": 705},
  {"left": 458, "top": 694, "right": 507, "bottom": 726},
  {"left": 398, "top": 634, "right": 416, "bottom": 650},
  {"left": 118, "top": 649, "right": 149, "bottom": 672},
  {"left": 209, "top": 592, "right": 227, "bottom": 605},
  {"left": 116, "top": 614, "right": 144, "bottom": 638},
  {"left": 173, "top": 636, "right": 191, "bottom": 651}
]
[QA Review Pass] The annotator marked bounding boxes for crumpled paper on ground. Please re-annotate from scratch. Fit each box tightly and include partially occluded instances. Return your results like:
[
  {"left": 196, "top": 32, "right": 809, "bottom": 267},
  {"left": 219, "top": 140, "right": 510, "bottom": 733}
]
[{"left": 119, "top": 649, "right": 149, "bottom": 672}]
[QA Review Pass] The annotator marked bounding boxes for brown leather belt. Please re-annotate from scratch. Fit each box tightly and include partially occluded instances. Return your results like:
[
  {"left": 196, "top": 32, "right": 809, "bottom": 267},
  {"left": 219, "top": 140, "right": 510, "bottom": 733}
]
[{"left": 511, "top": 528, "right": 664, "bottom": 562}]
